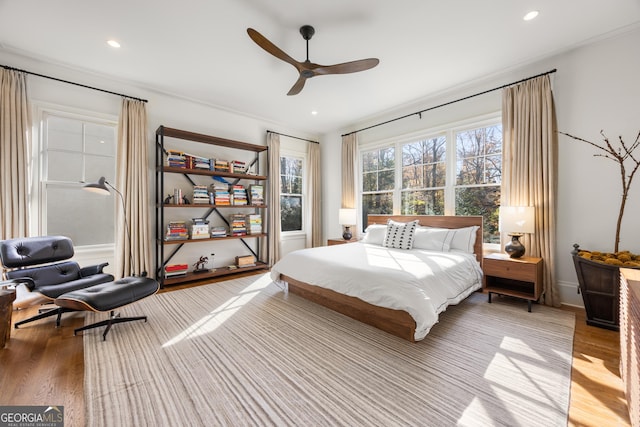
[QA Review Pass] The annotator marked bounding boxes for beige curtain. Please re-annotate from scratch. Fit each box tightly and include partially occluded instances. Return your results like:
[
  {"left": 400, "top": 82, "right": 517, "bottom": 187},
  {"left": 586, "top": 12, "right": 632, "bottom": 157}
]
[
  {"left": 0, "top": 69, "right": 30, "bottom": 240},
  {"left": 341, "top": 133, "right": 357, "bottom": 209},
  {"left": 308, "top": 142, "right": 322, "bottom": 247},
  {"left": 115, "top": 98, "right": 151, "bottom": 278},
  {"left": 502, "top": 74, "right": 559, "bottom": 306},
  {"left": 264, "top": 132, "right": 281, "bottom": 264}
]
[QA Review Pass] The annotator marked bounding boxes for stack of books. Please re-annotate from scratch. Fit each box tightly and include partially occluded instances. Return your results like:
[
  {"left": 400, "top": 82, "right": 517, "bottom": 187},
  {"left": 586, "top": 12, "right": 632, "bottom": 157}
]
[
  {"left": 249, "top": 185, "right": 264, "bottom": 205},
  {"left": 229, "top": 214, "right": 247, "bottom": 236},
  {"left": 231, "top": 185, "right": 248, "bottom": 206},
  {"left": 210, "top": 226, "right": 227, "bottom": 238},
  {"left": 184, "top": 153, "right": 211, "bottom": 170},
  {"left": 213, "top": 183, "right": 230, "bottom": 206},
  {"left": 165, "top": 263, "right": 188, "bottom": 278},
  {"left": 166, "top": 150, "right": 186, "bottom": 168},
  {"left": 165, "top": 220, "right": 188, "bottom": 241},
  {"left": 192, "top": 185, "right": 210, "bottom": 205},
  {"left": 230, "top": 160, "right": 246, "bottom": 174},
  {"left": 214, "top": 159, "right": 230, "bottom": 172},
  {"left": 246, "top": 214, "right": 262, "bottom": 235},
  {"left": 191, "top": 218, "right": 210, "bottom": 239}
]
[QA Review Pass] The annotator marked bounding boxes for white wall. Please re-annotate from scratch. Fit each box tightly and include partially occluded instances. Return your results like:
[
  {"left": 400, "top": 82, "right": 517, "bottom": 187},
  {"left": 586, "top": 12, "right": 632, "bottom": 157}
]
[
  {"left": 322, "top": 26, "right": 640, "bottom": 306},
  {"left": 1, "top": 50, "right": 317, "bottom": 273}
]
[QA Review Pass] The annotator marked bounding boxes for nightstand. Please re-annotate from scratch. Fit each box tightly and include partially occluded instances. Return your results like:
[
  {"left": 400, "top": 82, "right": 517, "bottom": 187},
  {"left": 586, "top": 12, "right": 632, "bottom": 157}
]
[
  {"left": 483, "top": 253, "right": 543, "bottom": 312},
  {"left": 327, "top": 238, "right": 359, "bottom": 246}
]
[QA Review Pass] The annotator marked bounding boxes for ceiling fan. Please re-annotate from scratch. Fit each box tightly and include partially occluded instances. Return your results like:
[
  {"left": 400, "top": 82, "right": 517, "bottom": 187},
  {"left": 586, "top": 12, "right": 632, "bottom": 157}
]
[{"left": 247, "top": 25, "right": 379, "bottom": 96}]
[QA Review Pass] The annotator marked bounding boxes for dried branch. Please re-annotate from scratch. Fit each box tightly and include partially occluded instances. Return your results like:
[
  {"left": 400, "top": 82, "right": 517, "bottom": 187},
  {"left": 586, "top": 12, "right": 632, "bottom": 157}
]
[{"left": 560, "top": 130, "right": 640, "bottom": 252}]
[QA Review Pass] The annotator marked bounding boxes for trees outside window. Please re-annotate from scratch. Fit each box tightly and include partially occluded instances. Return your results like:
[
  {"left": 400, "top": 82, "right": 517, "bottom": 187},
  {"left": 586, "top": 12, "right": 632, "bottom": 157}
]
[
  {"left": 280, "top": 155, "right": 303, "bottom": 232},
  {"left": 360, "top": 119, "right": 502, "bottom": 243}
]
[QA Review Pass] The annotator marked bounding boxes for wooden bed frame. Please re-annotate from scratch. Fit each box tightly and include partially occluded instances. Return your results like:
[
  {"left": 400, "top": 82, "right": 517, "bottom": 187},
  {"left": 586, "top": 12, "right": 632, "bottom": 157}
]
[{"left": 281, "top": 215, "right": 484, "bottom": 342}]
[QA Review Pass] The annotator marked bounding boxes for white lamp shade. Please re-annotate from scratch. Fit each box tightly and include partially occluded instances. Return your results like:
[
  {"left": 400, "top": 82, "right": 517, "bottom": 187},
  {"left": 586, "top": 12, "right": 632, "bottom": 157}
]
[
  {"left": 499, "top": 206, "right": 535, "bottom": 234},
  {"left": 339, "top": 208, "right": 357, "bottom": 225}
]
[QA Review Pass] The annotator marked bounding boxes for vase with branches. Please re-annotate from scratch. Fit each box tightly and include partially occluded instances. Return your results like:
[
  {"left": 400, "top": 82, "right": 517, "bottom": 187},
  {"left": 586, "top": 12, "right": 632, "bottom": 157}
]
[{"left": 561, "top": 129, "right": 640, "bottom": 329}]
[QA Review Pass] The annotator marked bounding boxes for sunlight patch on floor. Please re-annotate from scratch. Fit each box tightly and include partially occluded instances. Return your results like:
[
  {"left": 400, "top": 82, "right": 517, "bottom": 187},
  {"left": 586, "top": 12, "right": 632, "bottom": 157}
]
[{"left": 162, "top": 274, "right": 272, "bottom": 347}]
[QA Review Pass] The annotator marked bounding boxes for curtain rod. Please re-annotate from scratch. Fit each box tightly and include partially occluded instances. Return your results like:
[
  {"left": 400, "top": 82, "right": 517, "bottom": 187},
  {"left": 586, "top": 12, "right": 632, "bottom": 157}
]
[
  {"left": 267, "top": 130, "right": 319, "bottom": 144},
  {"left": 1, "top": 63, "right": 148, "bottom": 103},
  {"left": 342, "top": 68, "right": 557, "bottom": 137}
]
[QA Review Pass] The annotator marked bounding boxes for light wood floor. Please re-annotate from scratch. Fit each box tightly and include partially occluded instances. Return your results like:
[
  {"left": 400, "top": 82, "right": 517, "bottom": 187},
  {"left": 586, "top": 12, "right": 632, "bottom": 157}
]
[{"left": 0, "top": 281, "right": 631, "bottom": 427}]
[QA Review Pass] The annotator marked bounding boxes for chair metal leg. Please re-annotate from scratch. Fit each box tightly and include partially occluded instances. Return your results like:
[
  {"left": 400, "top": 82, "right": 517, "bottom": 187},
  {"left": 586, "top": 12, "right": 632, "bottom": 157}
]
[
  {"left": 73, "top": 310, "right": 148, "bottom": 340},
  {"left": 14, "top": 307, "right": 74, "bottom": 329}
]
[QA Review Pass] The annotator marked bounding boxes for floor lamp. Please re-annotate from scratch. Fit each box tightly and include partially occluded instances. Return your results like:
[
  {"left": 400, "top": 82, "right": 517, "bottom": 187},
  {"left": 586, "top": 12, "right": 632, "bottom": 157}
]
[{"left": 83, "top": 176, "right": 138, "bottom": 276}]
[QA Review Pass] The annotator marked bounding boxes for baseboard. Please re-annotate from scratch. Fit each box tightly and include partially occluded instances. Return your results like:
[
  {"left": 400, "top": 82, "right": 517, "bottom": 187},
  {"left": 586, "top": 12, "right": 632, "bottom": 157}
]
[{"left": 557, "top": 280, "right": 584, "bottom": 307}]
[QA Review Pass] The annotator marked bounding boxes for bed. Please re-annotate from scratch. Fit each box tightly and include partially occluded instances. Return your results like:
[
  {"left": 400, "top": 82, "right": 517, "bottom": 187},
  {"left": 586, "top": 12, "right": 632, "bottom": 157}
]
[{"left": 270, "top": 215, "right": 484, "bottom": 342}]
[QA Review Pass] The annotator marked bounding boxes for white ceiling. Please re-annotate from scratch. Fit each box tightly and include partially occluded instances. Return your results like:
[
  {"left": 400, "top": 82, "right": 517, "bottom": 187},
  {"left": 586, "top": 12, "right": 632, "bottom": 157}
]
[{"left": 1, "top": 0, "right": 639, "bottom": 134}]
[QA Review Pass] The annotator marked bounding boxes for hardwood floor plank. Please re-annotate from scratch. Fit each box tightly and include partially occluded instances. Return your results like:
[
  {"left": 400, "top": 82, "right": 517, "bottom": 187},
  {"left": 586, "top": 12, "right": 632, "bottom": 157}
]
[{"left": 0, "top": 286, "right": 631, "bottom": 427}]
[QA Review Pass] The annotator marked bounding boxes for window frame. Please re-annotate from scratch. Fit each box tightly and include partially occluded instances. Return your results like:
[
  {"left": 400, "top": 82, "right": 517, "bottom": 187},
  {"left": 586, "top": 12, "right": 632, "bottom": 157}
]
[
  {"left": 279, "top": 146, "right": 307, "bottom": 237},
  {"left": 31, "top": 102, "right": 118, "bottom": 251},
  {"left": 358, "top": 113, "right": 502, "bottom": 245}
]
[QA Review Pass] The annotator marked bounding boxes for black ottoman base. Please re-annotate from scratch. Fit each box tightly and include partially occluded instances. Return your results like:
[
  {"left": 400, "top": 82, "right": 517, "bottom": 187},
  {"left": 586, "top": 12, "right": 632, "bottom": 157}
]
[{"left": 54, "top": 276, "right": 159, "bottom": 340}]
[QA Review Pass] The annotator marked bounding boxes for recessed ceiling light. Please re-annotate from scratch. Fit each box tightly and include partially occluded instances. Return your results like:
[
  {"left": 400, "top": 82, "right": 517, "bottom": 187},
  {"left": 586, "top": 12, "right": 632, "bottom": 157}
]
[
  {"left": 311, "top": 111, "right": 318, "bottom": 116},
  {"left": 523, "top": 10, "right": 539, "bottom": 21},
  {"left": 107, "top": 40, "right": 121, "bottom": 48}
]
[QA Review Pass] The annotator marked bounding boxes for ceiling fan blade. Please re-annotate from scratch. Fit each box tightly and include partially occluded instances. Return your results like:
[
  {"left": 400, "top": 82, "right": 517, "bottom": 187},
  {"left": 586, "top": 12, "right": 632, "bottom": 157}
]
[
  {"left": 287, "top": 76, "right": 307, "bottom": 96},
  {"left": 314, "top": 58, "right": 379, "bottom": 75},
  {"left": 247, "top": 28, "right": 301, "bottom": 70}
]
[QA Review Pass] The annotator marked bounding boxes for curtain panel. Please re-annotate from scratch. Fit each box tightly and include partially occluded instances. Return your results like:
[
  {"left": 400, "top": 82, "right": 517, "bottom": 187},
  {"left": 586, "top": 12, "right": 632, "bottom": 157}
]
[
  {"left": 308, "top": 142, "right": 322, "bottom": 247},
  {"left": 264, "top": 132, "right": 281, "bottom": 265},
  {"left": 0, "top": 68, "right": 30, "bottom": 240},
  {"left": 341, "top": 133, "right": 357, "bottom": 209},
  {"left": 502, "top": 75, "right": 559, "bottom": 307},
  {"left": 116, "top": 98, "right": 151, "bottom": 278}
]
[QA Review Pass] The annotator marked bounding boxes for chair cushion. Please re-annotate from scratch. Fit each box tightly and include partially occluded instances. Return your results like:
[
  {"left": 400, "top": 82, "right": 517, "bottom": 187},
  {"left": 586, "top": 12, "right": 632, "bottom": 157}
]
[
  {"left": 36, "top": 273, "right": 115, "bottom": 299},
  {"left": 0, "top": 236, "right": 74, "bottom": 268},
  {"left": 55, "top": 277, "right": 159, "bottom": 312}
]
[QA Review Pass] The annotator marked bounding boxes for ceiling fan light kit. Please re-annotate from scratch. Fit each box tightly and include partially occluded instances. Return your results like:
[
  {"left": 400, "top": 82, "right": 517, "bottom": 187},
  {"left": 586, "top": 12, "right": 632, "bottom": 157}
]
[{"left": 247, "top": 25, "right": 379, "bottom": 95}]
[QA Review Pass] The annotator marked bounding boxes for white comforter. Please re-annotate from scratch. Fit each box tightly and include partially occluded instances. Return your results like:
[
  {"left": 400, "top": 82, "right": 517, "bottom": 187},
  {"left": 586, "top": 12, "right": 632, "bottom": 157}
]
[{"left": 270, "top": 242, "right": 483, "bottom": 341}]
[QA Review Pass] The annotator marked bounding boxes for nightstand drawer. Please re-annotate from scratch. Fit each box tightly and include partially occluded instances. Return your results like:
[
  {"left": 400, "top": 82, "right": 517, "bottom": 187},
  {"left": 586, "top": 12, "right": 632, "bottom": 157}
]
[{"left": 484, "top": 259, "right": 537, "bottom": 282}]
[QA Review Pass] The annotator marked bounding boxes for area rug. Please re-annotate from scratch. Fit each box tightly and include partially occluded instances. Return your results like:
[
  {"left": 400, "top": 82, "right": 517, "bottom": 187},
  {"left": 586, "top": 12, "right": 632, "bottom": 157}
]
[{"left": 84, "top": 273, "right": 575, "bottom": 426}]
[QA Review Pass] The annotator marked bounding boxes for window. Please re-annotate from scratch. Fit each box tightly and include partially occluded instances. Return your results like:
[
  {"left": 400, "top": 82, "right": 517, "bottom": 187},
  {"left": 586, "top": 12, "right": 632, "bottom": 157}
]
[
  {"left": 360, "top": 118, "right": 502, "bottom": 243},
  {"left": 39, "top": 110, "right": 117, "bottom": 246},
  {"left": 280, "top": 155, "right": 304, "bottom": 232}
]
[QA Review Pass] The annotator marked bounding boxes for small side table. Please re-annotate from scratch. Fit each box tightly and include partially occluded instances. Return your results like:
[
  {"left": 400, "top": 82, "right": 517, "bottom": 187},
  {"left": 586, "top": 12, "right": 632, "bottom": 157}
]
[
  {"left": 483, "top": 254, "right": 543, "bottom": 312},
  {"left": 0, "top": 284, "right": 17, "bottom": 348},
  {"left": 327, "top": 237, "right": 359, "bottom": 246}
]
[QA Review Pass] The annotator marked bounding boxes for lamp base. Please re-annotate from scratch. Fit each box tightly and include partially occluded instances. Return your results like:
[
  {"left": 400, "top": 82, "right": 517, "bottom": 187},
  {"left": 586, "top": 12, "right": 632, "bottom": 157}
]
[
  {"left": 342, "top": 226, "right": 352, "bottom": 241},
  {"left": 505, "top": 234, "right": 526, "bottom": 258}
]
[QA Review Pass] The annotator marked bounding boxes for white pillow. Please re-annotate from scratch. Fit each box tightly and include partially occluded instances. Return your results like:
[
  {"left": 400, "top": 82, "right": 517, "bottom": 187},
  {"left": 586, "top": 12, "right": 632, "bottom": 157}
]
[
  {"left": 450, "top": 226, "right": 479, "bottom": 254},
  {"left": 413, "top": 227, "right": 454, "bottom": 252},
  {"left": 383, "top": 220, "right": 418, "bottom": 250},
  {"left": 361, "top": 224, "right": 387, "bottom": 246}
]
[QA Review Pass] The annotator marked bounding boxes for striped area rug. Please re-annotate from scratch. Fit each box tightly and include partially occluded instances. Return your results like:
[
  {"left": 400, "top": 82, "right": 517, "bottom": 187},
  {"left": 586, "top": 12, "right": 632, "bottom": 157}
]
[{"left": 84, "top": 273, "right": 574, "bottom": 426}]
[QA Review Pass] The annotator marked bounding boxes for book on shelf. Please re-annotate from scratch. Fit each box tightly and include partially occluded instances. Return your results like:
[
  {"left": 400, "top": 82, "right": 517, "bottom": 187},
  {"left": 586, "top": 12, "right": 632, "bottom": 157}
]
[
  {"left": 166, "top": 150, "right": 186, "bottom": 168},
  {"left": 210, "top": 226, "right": 227, "bottom": 238},
  {"left": 249, "top": 185, "right": 264, "bottom": 205},
  {"left": 246, "top": 214, "right": 262, "bottom": 234},
  {"left": 164, "top": 263, "right": 188, "bottom": 278},
  {"left": 230, "top": 160, "right": 246, "bottom": 174},
  {"left": 173, "top": 188, "right": 189, "bottom": 205},
  {"left": 231, "top": 185, "right": 248, "bottom": 206},
  {"left": 165, "top": 220, "right": 189, "bottom": 240},
  {"left": 214, "top": 159, "right": 230, "bottom": 172},
  {"left": 191, "top": 224, "right": 210, "bottom": 239},
  {"left": 192, "top": 185, "right": 210, "bottom": 205},
  {"left": 229, "top": 213, "right": 247, "bottom": 236}
]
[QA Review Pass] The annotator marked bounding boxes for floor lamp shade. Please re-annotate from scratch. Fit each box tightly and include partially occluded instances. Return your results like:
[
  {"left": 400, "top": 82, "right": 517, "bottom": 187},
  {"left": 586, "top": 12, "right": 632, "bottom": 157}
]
[
  {"left": 499, "top": 206, "right": 535, "bottom": 258},
  {"left": 339, "top": 208, "right": 357, "bottom": 240}
]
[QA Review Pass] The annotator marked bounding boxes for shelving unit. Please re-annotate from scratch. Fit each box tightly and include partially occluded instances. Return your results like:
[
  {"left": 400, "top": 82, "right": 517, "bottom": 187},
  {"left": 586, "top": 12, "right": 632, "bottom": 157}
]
[{"left": 155, "top": 126, "right": 269, "bottom": 287}]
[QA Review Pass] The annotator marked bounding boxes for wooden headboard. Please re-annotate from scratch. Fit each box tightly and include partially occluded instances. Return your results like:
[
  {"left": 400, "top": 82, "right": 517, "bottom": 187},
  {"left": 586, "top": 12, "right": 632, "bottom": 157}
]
[{"left": 367, "top": 215, "right": 484, "bottom": 266}]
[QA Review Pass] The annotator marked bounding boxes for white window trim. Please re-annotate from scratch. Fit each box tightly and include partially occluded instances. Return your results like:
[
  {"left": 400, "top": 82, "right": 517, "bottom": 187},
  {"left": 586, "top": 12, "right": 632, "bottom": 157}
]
[
  {"left": 279, "top": 140, "right": 308, "bottom": 240},
  {"left": 358, "top": 112, "right": 501, "bottom": 243},
  {"left": 30, "top": 101, "right": 118, "bottom": 254}
]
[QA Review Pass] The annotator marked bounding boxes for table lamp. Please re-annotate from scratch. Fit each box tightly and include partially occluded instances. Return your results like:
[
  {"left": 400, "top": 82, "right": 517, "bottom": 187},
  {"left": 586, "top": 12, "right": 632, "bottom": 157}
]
[
  {"left": 499, "top": 206, "right": 535, "bottom": 258},
  {"left": 339, "top": 208, "right": 357, "bottom": 240}
]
